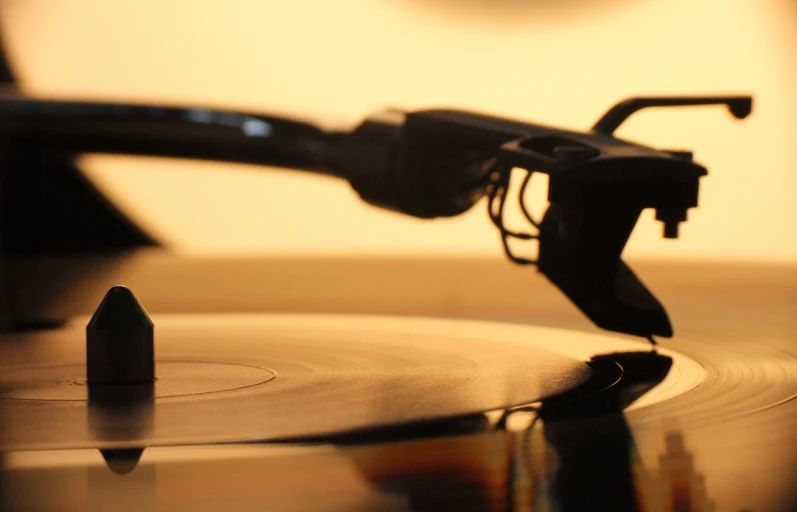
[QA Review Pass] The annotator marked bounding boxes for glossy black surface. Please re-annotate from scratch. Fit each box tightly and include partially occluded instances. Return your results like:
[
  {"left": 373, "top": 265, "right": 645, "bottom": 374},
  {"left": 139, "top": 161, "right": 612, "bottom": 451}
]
[
  {"left": 1, "top": 324, "right": 794, "bottom": 511},
  {"left": 0, "top": 95, "right": 338, "bottom": 174}
]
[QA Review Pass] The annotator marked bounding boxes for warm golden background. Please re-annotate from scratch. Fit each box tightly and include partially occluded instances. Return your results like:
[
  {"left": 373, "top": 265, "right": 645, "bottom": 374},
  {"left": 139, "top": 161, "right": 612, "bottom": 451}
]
[{"left": 1, "top": 0, "right": 795, "bottom": 262}]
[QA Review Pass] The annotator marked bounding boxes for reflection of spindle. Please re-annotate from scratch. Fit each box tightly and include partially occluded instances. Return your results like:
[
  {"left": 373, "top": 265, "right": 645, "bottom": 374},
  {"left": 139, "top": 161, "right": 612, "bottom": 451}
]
[
  {"left": 100, "top": 449, "right": 146, "bottom": 476},
  {"left": 88, "top": 452, "right": 156, "bottom": 512},
  {"left": 86, "top": 286, "right": 156, "bottom": 475}
]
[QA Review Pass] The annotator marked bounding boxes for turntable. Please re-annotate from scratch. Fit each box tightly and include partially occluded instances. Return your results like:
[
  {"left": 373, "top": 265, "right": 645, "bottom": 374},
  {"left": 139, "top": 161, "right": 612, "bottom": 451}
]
[{"left": 0, "top": 49, "right": 795, "bottom": 512}]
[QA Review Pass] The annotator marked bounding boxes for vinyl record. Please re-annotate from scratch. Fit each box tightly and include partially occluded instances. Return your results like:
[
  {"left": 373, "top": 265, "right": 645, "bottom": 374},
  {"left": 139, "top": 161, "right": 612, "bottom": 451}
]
[{"left": 0, "top": 313, "right": 708, "bottom": 451}]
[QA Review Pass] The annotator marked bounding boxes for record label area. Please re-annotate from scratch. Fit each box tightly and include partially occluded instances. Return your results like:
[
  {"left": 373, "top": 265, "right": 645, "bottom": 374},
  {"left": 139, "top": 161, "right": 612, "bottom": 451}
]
[{"left": 0, "top": 361, "right": 275, "bottom": 401}]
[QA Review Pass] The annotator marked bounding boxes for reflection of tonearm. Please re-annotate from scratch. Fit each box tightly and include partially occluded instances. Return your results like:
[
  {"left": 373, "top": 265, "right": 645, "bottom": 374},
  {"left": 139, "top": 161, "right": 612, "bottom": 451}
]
[{"left": 0, "top": 94, "right": 752, "bottom": 338}]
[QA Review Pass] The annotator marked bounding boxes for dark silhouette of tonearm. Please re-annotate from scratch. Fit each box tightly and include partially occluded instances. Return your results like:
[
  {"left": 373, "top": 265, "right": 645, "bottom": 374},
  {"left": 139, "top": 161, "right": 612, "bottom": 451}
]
[{"left": 0, "top": 94, "right": 752, "bottom": 337}]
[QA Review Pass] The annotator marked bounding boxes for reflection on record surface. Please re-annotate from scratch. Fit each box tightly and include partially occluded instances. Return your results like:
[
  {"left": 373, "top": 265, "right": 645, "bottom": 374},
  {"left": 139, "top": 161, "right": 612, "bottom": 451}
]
[{"left": 5, "top": 349, "right": 776, "bottom": 512}]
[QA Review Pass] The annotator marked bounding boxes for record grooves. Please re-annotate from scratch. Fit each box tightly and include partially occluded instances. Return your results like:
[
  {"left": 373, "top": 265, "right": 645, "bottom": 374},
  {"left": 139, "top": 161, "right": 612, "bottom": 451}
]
[{"left": 0, "top": 294, "right": 795, "bottom": 511}]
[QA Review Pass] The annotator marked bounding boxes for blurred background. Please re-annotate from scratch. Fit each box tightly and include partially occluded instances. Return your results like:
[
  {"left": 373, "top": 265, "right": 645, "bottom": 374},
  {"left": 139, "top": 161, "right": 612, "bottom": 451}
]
[{"left": 1, "top": 0, "right": 795, "bottom": 263}]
